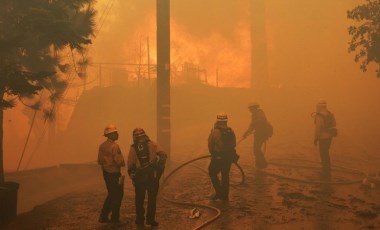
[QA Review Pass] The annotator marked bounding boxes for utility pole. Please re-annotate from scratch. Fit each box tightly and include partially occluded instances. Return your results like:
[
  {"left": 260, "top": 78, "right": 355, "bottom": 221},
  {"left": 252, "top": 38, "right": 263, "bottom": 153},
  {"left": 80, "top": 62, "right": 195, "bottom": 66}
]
[
  {"left": 147, "top": 37, "right": 151, "bottom": 82},
  {"left": 250, "top": 0, "right": 268, "bottom": 90},
  {"left": 98, "top": 64, "right": 102, "bottom": 87},
  {"left": 138, "top": 37, "right": 142, "bottom": 87},
  {"left": 216, "top": 68, "right": 219, "bottom": 88},
  {"left": 157, "top": 0, "right": 171, "bottom": 159},
  {"left": 0, "top": 105, "right": 4, "bottom": 183}
]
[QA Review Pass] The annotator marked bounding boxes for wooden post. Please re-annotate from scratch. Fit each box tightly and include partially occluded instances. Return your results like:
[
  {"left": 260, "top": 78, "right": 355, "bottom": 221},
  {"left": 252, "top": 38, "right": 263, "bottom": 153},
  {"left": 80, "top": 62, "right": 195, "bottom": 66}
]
[
  {"left": 216, "top": 68, "right": 219, "bottom": 88},
  {"left": 0, "top": 98, "right": 4, "bottom": 183},
  {"left": 99, "top": 64, "right": 102, "bottom": 87},
  {"left": 147, "top": 37, "right": 151, "bottom": 82},
  {"left": 157, "top": 0, "right": 171, "bottom": 159}
]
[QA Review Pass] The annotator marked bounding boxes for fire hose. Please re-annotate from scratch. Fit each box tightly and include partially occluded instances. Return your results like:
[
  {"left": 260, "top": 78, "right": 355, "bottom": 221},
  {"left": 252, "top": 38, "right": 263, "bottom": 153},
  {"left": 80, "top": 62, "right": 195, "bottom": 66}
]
[
  {"left": 159, "top": 155, "right": 245, "bottom": 230},
  {"left": 159, "top": 153, "right": 365, "bottom": 230}
]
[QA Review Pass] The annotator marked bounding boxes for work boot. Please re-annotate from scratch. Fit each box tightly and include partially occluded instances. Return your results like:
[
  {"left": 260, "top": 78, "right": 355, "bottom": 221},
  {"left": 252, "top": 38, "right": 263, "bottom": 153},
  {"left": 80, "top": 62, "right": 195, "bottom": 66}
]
[
  {"left": 210, "top": 193, "right": 221, "bottom": 200},
  {"left": 146, "top": 220, "right": 159, "bottom": 226},
  {"left": 135, "top": 219, "right": 144, "bottom": 226},
  {"left": 110, "top": 213, "right": 120, "bottom": 223},
  {"left": 135, "top": 216, "right": 145, "bottom": 227},
  {"left": 98, "top": 217, "right": 110, "bottom": 223},
  {"left": 256, "top": 160, "right": 267, "bottom": 169},
  {"left": 220, "top": 195, "right": 229, "bottom": 201},
  {"left": 321, "top": 169, "right": 331, "bottom": 181}
]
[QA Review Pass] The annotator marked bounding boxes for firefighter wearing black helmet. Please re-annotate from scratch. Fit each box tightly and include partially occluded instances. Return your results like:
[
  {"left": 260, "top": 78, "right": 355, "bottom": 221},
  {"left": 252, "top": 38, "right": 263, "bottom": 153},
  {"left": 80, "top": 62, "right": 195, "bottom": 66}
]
[{"left": 127, "top": 128, "right": 167, "bottom": 227}]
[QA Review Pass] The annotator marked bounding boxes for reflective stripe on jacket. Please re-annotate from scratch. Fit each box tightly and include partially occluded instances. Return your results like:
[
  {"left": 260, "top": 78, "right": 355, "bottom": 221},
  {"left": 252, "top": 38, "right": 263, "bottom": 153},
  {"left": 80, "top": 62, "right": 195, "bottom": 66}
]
[{"left": 127, "top": 140, "right": 167, "bottom": 174}]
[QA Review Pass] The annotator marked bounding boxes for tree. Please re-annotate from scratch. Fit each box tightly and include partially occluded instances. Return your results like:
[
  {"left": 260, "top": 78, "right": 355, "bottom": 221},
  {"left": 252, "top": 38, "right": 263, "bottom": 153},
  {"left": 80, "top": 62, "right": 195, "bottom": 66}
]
[
  {"left": 0, "top": 0, "right": 96, "bottom": 183},
  {"left": 347, "top": 0, "right": 380, "bottom": 77}
]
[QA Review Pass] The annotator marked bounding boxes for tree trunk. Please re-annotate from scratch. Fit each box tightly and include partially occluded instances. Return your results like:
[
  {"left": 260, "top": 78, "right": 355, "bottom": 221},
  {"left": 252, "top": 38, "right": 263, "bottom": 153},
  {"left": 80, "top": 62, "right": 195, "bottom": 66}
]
[{"left": 0, "top": 91, "right": 4, "bottom": 184}]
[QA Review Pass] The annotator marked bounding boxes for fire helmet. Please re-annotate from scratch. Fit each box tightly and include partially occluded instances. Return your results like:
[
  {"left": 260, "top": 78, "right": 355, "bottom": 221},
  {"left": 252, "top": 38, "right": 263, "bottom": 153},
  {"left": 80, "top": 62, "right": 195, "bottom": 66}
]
[
  {"left": 104, "top": 124, "right": 118, "bottom": 136},
  {"left": 216, "top": 113, "right": 228, "bottom": 122},
  {"left": 248, "top": 102, "right": 260, "bottom": 108},
  {"left": 317, "top": 98, "right": 327, "bottom": 106},
  {"left": 133, "top": 128, "right": 146, "bottom": 139}
]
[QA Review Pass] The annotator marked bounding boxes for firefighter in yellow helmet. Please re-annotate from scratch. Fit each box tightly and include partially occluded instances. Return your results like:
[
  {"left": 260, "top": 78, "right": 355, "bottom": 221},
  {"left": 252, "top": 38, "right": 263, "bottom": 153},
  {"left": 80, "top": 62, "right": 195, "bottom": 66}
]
[
  {"left": 98, "top": 124, "right": 125, "bottom": 223},
  {"left": 208, "top": 113, "right": 238, "bottom": 201},
  {"left": 127, "top": 128, "right": 167, "bottom": 227}
]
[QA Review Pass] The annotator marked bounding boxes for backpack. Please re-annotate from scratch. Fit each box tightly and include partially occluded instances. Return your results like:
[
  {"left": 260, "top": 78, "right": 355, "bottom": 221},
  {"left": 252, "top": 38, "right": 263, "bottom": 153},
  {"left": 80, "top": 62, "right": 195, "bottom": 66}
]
[
  {"left": 220, "top": 127, "right": 235, "bottom": 150},
  {"left": 264, "top": 122, "right": 273, "bottom": 139},
  {"left": 217, "top": 127, "right": 239, "bottom": 162},
  {"left": 317, "top": 111, "right": 338, "bottom": 137}
]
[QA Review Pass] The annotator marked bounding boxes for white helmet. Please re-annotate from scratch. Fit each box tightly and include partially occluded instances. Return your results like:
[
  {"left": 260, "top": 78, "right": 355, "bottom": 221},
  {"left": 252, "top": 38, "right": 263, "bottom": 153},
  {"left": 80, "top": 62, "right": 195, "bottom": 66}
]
[
  {"left": 248, "top": 102, "right": 259, "bottom": 108},
  {"left": 104, "top": 124, "right": 118, "bottom": 136},
  {"left": 216, "top": 113, "right": 228, "bottom": 122},
  {"left": 317, "top": 98, "right": 327, "bottom": 107}
]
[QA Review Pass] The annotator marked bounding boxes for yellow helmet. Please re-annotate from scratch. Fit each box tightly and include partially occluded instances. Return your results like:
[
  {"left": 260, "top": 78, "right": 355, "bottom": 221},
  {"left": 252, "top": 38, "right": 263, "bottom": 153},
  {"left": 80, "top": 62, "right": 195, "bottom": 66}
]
[{"left": 104, "top": 124, "right": 118, "bottom": 136}]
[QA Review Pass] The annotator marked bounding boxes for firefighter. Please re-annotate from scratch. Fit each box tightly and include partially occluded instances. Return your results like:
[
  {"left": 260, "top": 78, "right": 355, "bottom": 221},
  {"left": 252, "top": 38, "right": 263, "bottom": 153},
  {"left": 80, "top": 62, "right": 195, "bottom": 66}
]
[
  {"left": 208, "top": 113, "right": 238, "bottom": 201},
  {"left": 98, "top": 124, "right": 125, "bottom": 223},
  {"left": 127, "top": 128, "right": 167, "bottom": 227},
  {"left": 242, "top": 102, "right": 271, "bottom": 169},
  {"left": 314, "top": 99, "right": 337, "bottom": 177}
]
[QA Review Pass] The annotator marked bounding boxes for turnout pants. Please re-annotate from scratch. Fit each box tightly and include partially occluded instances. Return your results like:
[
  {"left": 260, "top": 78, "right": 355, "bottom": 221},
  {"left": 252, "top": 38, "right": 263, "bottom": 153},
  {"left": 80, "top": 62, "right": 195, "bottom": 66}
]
[
  {"left": 254, "top": 135, "right": 268, "bottom": 169},
  {"left": 208, "top": 158, "right": 232, "bottom": 199},
  {"left": 134, "top": 174, "right": 159, "bottom": 223},
  {"left": 319, "top": 138, "right": 332, "bottom": 173},
  {"left": 100, "top": 171, "right": 124, "bottom": 221}
]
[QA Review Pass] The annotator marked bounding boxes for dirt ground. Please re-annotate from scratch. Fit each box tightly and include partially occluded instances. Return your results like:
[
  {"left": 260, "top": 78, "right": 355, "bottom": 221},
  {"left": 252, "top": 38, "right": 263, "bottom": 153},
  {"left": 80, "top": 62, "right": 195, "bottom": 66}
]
[{"left": 4, "top": 141, "right": 380, "bottom": 230}]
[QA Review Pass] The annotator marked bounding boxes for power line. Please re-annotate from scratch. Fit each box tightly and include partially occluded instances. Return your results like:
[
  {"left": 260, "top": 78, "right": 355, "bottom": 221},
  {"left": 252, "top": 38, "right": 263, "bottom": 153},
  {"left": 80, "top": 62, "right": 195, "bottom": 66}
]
[
  {"left": 95, "top": 0, "right": 115, "bottom": 38},
  {"left": 22, "top": 1, "right": 116, "bottom": 170},
  {"left": 23, "top": 121, "right": 49, "bottom": 170},
  {"left": 17, "top": 109, "right": 37, "bottom": 171}
]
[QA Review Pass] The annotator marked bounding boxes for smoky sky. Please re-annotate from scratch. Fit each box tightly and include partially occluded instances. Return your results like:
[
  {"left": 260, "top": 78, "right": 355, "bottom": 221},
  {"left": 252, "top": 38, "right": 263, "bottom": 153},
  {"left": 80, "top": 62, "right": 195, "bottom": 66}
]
[
  {"left": 93, "top": 0, "right": 380, "bottom": 87},
  {"left": 4, "top": 0, "right": 380, "bottom": 171}
]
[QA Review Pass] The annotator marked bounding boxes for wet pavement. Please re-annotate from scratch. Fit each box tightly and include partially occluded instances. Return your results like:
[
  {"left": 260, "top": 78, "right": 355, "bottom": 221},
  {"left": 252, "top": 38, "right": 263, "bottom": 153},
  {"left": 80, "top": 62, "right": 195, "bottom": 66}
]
[{"left": 4, "top": 152, "right": 380, "bottom": 230}]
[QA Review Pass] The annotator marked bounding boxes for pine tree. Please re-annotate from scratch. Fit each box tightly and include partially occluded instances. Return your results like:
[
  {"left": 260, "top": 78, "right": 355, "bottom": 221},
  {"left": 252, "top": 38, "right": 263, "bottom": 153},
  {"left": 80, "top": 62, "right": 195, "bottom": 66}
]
[
  {"left": 348, "top": 0, "right": 380, "bottom": 77},
  {"left": 0, "top": 0, "right": 96, "bottom": 183}
]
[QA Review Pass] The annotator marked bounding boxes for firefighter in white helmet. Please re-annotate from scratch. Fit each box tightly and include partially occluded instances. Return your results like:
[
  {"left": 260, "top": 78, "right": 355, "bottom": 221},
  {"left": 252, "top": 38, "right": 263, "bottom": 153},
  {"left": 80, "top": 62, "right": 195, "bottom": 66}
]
[
  {"left": 98, "top": 124, "right": 125, "bottom": 223},
  {"left": 208, "top": 113, "right": 238, "bottom": 201},
  {"left": 242, "top": 102, "right": 272, "bottom": 169},
  {"left": 127, "top": 128, "right": 167, "bottom": 227}
]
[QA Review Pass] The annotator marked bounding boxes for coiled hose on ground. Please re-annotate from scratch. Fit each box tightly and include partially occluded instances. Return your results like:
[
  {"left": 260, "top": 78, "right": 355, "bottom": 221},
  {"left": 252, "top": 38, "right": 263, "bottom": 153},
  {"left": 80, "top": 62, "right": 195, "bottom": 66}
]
[
  {"left": 160, "top": 155, "right": 365, "bottom": 229},
  {"left": 160, "top": 155, "right": 245, "bottom": 230}
]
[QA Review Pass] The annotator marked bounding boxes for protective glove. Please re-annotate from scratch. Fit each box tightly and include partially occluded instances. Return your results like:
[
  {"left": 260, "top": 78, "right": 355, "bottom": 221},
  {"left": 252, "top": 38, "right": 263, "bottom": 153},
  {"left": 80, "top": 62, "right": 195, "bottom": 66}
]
[
  {"left": 129, "top": 172, "right": 136, "bottom": 186},
  {"left": 242, "top": 131, "right": 252, "bottom": 139}
]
